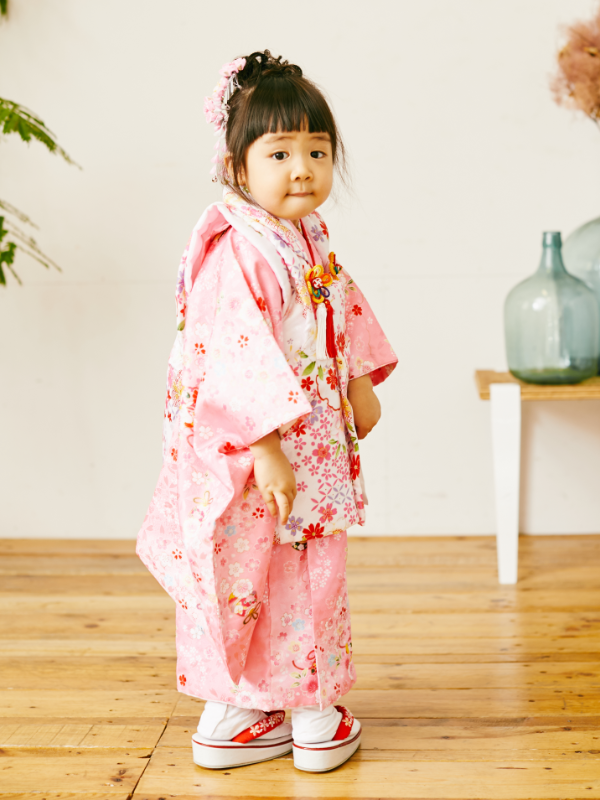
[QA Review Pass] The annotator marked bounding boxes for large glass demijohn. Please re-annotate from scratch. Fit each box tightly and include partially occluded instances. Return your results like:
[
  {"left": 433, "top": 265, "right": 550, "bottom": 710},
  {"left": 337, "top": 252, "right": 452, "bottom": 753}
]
[
  {"left": 504, "top": 231, "right": 599, "bottom": 384},
  {"left": 563, "top": 217, "right": 600, "bottom": 373}
]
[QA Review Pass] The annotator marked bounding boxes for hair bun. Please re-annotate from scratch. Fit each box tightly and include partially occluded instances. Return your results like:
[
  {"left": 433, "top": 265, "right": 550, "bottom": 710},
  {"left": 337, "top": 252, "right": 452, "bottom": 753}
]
[{"left": 237, "top": 50, "right": 302, "bottom": 88}]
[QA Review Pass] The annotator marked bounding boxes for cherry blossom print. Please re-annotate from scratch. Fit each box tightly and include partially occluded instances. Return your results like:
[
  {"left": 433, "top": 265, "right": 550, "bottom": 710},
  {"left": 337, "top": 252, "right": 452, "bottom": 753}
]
[
  {"left": 231, "top": 578, "right": 253, "bottom": 598},
  {"left": 238, "top": 335, "right": 249, "bottom": 348},
  {"left": 256, "top": 297, "right": 267, "bottom": 312},
  {"left": 288, "top": 390, "right": 300, "bottom": 404},
  {"left": 307, "top": 400, "right": 324, "bottom": 426},
  {"left": 228, "top": 562, "right": 243, "bottom": 577},
  {"left": 309, "top": 223, "right": 326, "bottom": 243},
  {"left": 194, "top": 342, "right": 206, "bottom": 355},
  {"left": 302, "top": 522, "right": 325, "bottom": 540},
  {"left": 318, "top": 504, "right": 337, "bottom": 524},
  {"left": 350, "top": 454, "right": 361, "bottom": 481},
  {"left": 172, "top": 548, "right": 183, "bottom": 560},
  {"left": 234, "top": 537, "right": 250, "bottom": 553},
  {"left": 197, "top": 426, "right": 213, "bottom": 439},
  {"left": 301, "top": 376, "right": 314, "bottom": 392},
  {"left": 352, "top": 304, "right": 362, "bottom": 316},
  {"left": 285, "top": 516, "right": 304, "bottom": 536},
  {"left": 312, "top": 444, "right": 331, "bottom": 465},
  {"left": 252, "top": 507, "right": 265, "bottom": 520},
  {"left": 326, "top": 368, "right": 338, "bottom": 391},
  {"left": 292, "top": 423, "right": 307, "bottom": 439},
  {"left": 297, "top": 481, "right": 308, "bottom": 492},
  {"left": 171, "top": 448, "right": 178, "bottom": 462}
]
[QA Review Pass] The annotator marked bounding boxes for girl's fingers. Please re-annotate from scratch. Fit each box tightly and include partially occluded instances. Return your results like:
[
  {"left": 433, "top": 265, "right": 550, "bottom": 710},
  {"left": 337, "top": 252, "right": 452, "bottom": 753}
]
[
  {"left": 264, "top": 492, "right": 278, "bottom": 518},
  {"left": 273, "top": 491, "right": 291, "bottom": 525}
]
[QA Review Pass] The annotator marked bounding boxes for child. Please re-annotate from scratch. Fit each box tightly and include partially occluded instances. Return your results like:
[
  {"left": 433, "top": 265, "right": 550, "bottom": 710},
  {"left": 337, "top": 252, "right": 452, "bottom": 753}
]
[{"left": 137, "top": 50, "right": 397, "bottom": 773}]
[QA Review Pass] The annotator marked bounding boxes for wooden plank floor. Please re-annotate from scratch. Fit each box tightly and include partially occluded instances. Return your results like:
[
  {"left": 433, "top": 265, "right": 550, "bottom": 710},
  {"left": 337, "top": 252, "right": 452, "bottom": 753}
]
[{"left": 1, "top": 536, "right": 600, "bottom": 799}]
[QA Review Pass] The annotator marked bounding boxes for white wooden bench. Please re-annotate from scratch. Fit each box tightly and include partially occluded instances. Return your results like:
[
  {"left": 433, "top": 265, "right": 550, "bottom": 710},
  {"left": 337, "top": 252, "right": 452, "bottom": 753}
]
[{"left": 475, "top": 370, "right": 600, "bottom": 584}]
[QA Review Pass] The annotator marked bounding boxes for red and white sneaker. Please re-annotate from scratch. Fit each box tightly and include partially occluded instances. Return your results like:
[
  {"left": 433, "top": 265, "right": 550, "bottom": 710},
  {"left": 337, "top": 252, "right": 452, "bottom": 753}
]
[
  {"left": 292, "top": 706, "right": 361, "bottom": 772},
  {"left": 192, "top": 710, "right": 293, "bottom": 769}
]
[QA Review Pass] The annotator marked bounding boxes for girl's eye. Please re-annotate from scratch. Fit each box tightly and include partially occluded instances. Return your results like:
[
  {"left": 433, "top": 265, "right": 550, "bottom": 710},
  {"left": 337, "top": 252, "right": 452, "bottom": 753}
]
[
  {"left": 311, "top": 151, "right": 326, "bottom": 159},
  {"left": 272, "top": 152, "right": 288, "bottom": 161}
]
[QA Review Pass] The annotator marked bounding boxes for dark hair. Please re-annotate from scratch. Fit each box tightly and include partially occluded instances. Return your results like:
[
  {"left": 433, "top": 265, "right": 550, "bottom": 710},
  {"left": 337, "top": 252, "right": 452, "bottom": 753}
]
[{"left": 222, "top": 50, "right": 346, "bottom": 196}]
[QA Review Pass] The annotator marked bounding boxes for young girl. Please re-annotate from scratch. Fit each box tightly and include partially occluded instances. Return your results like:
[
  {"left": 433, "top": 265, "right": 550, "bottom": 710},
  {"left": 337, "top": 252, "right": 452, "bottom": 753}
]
[{"left": 137, "top": 50, "right": 397, "bottom": 773}]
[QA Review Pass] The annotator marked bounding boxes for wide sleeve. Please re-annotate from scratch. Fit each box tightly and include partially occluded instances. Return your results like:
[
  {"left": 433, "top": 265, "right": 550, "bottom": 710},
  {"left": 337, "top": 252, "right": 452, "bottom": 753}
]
[
  {"left": 185, "top": 229, "right": 312, "bottom": 457},
  {"left": 343, "top": 272, "right": 398, "bottom": 387},
  {"left": 169, "top": 230, "right": 313, "bottom": 685}
]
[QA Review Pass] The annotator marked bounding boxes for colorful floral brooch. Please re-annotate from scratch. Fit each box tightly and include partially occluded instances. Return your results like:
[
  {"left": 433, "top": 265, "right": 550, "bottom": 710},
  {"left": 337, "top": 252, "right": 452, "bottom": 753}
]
[{"left": 306, "top": 252, "right": 343, "bottom": 359}]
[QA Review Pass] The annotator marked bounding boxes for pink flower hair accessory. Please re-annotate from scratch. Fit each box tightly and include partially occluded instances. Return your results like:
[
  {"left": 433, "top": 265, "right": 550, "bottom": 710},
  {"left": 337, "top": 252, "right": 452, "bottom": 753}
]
[{"left": 204, "top": 58, "right": 246, "bottom": 179}]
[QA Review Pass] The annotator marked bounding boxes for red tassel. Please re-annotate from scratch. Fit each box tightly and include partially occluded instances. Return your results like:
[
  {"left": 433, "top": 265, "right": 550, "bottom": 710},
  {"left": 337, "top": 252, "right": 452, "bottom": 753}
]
[{"left": 325, "top": 301, "right": 337, "bottom": 358}]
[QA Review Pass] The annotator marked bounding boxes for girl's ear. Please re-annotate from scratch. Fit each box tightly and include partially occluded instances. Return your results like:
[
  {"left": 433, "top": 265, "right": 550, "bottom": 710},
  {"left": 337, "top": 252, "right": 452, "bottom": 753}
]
[{"left": 223, "top": 153, "right": 245, "bottom": 185}]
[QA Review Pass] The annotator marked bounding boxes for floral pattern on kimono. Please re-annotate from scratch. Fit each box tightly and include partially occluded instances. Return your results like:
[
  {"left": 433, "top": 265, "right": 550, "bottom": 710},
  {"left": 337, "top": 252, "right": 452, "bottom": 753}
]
[
  {"left": 137, "top": 202, "right": 397, "bottom": 708},
  {"left": 175, "top": 530, "right": 354, "bottom": 711}
]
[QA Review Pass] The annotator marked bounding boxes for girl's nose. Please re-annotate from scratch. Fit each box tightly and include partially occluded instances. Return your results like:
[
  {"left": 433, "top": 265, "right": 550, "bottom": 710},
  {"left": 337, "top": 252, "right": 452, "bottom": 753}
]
[{"left": 290, "top": 157, "right": 313, "bottom": 181}]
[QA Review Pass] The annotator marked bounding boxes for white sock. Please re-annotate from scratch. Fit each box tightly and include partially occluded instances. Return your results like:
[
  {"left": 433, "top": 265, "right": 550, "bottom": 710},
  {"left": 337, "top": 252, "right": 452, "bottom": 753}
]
[
  {"left": 198, "top": 700, "right": 291, "bottom": 741},
  {"left": 291, "top": 704, "right": 343, "bottom": 744}
]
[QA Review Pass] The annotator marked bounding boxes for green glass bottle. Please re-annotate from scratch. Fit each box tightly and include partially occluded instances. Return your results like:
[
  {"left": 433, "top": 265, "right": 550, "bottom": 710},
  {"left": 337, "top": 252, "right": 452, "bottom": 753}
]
[
  {"left": 563, "top": 216, "right": 600, "bottom": 372},
  {"left": 504, "top": 232, "right": 599, "bottom": 384}
]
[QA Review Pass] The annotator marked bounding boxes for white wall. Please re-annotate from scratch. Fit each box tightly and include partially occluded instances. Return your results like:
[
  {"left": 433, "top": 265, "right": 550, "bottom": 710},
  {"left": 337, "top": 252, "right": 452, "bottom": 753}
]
[{"left": 1, "top": 0, "right": 599, "bottom": 538}]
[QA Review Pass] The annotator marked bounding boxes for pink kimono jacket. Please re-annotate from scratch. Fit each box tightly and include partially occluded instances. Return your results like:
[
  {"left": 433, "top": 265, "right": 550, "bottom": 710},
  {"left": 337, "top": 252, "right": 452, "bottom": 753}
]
[{"left": 137, "top": 198, "right": 397, "bottom": 710}]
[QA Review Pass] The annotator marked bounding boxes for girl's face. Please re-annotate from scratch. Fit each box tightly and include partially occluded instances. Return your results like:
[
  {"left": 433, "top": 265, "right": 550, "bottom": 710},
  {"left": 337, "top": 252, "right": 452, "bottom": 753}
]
[{"left": 241, "top": 127, "right": 333, "bottom": 222}]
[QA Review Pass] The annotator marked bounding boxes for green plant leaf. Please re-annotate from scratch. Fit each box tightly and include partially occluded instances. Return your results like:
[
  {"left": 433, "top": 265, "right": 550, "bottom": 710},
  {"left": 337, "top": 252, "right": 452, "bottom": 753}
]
[
  {"left": 0, "top": 0, "right": 7, "bottom": 17},
  {"left": 318, "top": 365, "right": 324, "bottom": 380},
  {"left": 299, "top": 351, "right": 308, "bottom": 359},
  {"left": 302, "top": 361, "right": 316, "bottom": 376},
  {"left": 0, "top": 98, "right": 79, "bottom": 166},
  {"left": 0, "top": 208, "right": 61, "bottom": 286},
  {"left": 0, "top": 199, "right": 37, "bottom": 226}
]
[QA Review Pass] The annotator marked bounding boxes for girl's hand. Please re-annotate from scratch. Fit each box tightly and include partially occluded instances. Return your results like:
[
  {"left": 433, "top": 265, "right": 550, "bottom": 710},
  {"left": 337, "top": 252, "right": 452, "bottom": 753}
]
[
  {"left": 347, "top": 374, "right": 381, "bottom": 440},
  {"left": 249, "top": 431, "right": 297, "bottom": 525}
]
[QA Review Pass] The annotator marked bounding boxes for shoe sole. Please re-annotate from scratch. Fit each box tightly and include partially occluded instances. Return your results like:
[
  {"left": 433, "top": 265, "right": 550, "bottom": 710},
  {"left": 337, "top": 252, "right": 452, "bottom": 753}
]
[
  {"left": 293, "top": 730, "right": 361, "bottom": 772},
  {"left": 192, "top": 733, "right": 293, "bottom": 770}
]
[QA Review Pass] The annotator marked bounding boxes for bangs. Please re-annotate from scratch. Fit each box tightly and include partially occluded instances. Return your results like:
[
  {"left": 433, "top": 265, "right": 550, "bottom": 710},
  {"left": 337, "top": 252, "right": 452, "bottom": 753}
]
[{"left": 243, "top": 76, "right": 337, "bottom": 146}]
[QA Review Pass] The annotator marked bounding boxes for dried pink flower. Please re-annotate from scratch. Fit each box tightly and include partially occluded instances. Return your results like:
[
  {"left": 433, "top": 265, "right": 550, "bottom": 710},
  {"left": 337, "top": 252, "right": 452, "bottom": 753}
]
[{"left": 552, "top": 5, "right": 600, "bottom": 122}]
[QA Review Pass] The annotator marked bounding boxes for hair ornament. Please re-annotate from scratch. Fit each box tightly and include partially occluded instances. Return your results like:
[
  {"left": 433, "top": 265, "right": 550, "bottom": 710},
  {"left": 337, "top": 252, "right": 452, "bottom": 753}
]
[{"left": 204, "top": 58, "right": 246, "bottom": 179}]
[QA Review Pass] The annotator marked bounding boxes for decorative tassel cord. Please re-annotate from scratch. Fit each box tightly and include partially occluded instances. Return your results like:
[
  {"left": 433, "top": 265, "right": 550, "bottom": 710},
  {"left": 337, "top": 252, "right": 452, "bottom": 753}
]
[
  {"left": 325, "top": 302, "right": 337, "bottom": 359},
  {"left": 316, "top": 301, "right": 337, "bottom": 360},
  {"left": 316, "top": 303, "right": 329, "bottom": 360}
]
